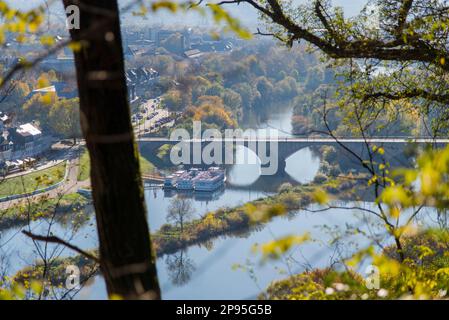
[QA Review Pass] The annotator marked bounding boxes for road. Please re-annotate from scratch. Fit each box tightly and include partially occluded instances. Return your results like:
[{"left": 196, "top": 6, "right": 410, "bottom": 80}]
[{"left": 3, "top": 142, "right": 80, "bottom": 180}]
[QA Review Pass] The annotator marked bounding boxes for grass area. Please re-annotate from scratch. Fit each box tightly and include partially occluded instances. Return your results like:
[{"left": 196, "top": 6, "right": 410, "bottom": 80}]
[
  {"left": 0, "top": 192, "right": 89, "bottom": 230},
  {"left": 77, "top": 148, "right": 155, "bottom": 181},
  {"left": 0, "top": 162, "right": 67, "bottom": 198},
  {"left": 78, "top": 149, "right": 90, "bottom": 181}
]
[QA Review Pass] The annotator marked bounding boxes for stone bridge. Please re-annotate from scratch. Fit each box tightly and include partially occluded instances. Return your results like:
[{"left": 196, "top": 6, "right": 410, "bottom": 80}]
[{"left": 138, "top": 137, "right": 449, "bottom": 175}]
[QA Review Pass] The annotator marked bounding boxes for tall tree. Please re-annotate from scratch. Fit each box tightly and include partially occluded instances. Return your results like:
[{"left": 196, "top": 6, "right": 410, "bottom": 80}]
[
  {"left": 48, "top": 98, "right": 82, "bottom": 143},
  {"left": 62, "top": 0, "right": 160, "bottom": 299},
  {"left": 167, "top": 197, "right": 195, "bottom": 234}
]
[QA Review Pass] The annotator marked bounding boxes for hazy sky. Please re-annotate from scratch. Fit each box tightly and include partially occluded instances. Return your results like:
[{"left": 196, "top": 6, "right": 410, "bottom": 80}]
[{"left": 8, "top": 0, "right": 368, "bottom": 28}]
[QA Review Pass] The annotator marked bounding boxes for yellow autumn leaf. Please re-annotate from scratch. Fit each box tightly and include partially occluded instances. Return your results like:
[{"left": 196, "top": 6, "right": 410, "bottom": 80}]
[
  {"left": 312, "top": 189, "right": 329, "bottom": 205},
  {"left": 151, "top": 1, "right": 178, "bottom": 13},
  {"left": 256, "top": 233, "right": 311, "bottom": 261},
  {"left": 381, "top": 185, "right": 412, "bottom": 207},
  {"left": 40, "top": 92, "right": 53, "bottom": 105},
  {"left": 40, "top": 35, "right": 55, "bottom": 46},
  {"left": 68, "top": 41, "right": 83, "bottom": 52},
  {"left": 420, "top": 166, "right": 439, "bottom": 196}
]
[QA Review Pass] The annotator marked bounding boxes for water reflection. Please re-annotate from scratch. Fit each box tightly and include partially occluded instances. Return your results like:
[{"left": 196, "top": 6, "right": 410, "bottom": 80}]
[
  {"left": 163, "top": 186, "right": 226, "bottom": 202},
  {"left": 227, "top": 146, "right": 261, "bottom": 186},
  {"left": 165, "top": 250, "right": 196, "bottom": 287},
  {"left": 285, "top": 148, "right": 320, "bottom": 184},
  {"left": 145, "top": 188, "right": 273, "bottom": 232},
  {"left": 0, "top": 205, "right": 98, "bottom": 279}
]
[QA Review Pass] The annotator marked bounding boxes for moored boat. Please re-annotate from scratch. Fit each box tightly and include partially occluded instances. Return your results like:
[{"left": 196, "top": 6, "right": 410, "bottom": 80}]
[{"left": 162, "top": 167, "right": 226, "bottom": 192}]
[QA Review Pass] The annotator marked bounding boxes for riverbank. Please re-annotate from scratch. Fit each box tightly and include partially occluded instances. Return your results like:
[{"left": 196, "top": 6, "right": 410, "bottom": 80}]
[
  {"left": 0, "top": 193, "right": 89, "bottom": 230},
  {"left": 260, "top": 229, "right": 449, "bottom": 300}
]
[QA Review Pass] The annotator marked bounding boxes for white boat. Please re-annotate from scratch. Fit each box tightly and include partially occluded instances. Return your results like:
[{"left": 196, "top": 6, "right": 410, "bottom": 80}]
[
  {"left": 163, "top": 167, "right": 226, "bottom": 192},
  {"left": 194, "top": 167, "right": 226, "bottom": 192}
]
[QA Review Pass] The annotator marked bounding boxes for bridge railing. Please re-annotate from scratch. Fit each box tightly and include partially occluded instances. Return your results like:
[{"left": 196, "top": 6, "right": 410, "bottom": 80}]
[{"left": 138, "top": 136, "right": 449, "bottom": 143}]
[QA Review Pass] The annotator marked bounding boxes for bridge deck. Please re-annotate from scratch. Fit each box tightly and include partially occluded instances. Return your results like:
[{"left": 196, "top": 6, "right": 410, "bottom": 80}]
[{"left": 138, "top": 137, "right": 449, "bottom": 143}]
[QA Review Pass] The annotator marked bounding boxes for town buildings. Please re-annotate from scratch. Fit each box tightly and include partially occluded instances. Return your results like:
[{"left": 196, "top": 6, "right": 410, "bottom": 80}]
[
  {"left": 0, "top": 113, "right": 52, "bottom": 169},
  {"left": 126, "top": 67, "right": 160, "bottom": 102}
]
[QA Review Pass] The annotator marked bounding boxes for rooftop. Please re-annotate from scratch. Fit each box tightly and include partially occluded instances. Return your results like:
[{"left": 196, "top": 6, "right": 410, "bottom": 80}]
[{"left": 17, "top": 123, "right": 41, "bottom": 137}]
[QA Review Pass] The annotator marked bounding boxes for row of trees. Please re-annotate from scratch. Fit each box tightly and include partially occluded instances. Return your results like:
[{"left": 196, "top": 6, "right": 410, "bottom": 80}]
[{"left": 0, "top": 68, "right": 81, "bottom": 141}]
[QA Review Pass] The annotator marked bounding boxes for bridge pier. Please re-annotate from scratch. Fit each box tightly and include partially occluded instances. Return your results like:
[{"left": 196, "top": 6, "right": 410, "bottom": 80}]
[
  {"left": 261, "top": 157, "right": 287, "bottom": 176},
  {"left": 279, "top": 158, "right": 287, "bottom": 176}
]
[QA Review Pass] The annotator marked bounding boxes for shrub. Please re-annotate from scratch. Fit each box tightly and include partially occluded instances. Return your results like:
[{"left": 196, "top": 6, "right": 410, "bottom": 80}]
[
  {"left": 319, "top": 161, "right": 331, "bottom": 175},
  {"left": 313, "top": 173, "right": 327, "bottom": 184},
  {"left": 328, "top": 164, "right": 341, "bottom": 177},
  {"left": 159, "top": 224, "right": 174, "bottom": 234},
  {"left": 321, "top": 146, "right": 338, "bottom": 164},
  {"left": 225, "top": 211, "right": 249, "bottom": 228},
  {"left": 299, "top": 194, "right": 312, "bottom": 207},
  {"left": 278, "top": 182, "right": 293, "bottom": 193},
  {"left": 280, "top": 192, "right": 300, "bottom": 210}
]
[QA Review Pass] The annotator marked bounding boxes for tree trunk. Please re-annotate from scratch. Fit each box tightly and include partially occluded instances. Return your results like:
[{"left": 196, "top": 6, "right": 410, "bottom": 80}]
[
  {"left": 180, "top": 216, "right": 184, "bottom": 234},
  {"left": 62, "top": 0, "right": 160, "bottom": 299}
]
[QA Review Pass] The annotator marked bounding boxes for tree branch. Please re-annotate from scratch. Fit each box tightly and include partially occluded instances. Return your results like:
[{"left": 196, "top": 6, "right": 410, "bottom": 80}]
[{"left": 22, "top": 230, "right": 100, "bottom": 263}]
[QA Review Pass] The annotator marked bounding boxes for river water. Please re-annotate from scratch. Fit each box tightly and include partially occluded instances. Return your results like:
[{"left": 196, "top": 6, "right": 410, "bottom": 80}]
[{"left": 0, "top": 102, "right": 440, "bottom": 299}]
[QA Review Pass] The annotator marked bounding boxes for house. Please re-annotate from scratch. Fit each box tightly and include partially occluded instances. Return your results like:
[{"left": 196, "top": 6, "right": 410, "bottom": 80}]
[
  {"left": 9, "top": 123, "right": 42, "bottom": 152},
  {"left": 0, "top": 112, "right": 13, "bottom": 130},
  {"left": 40, "top": 54, "right": 75, "bottom": 73},
  {"left": 126, "top": 67, "right": 159, "bottom": 101},
  {"left": 6, "top": 123, "right": 52, "bottom": 160},
  {"left": 124, "top": 44, "right": 155, "bottom": 58},
  {"left": 191, "top": 40, "right": 233, "bottom": 53},
  {"left": 0, "top": 134, "right": 13, "bottom": 164},
  {"left": 184, "top": 49, "right": 205, "bottom": 59},
  {"left": 27, "top": 82, "right": 78, "bottom": 100}
]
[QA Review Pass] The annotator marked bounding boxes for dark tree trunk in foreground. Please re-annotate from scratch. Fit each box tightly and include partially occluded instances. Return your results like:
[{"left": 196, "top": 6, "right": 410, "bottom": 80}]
[{"left": 62, "top": 0, "right": 160, "bottom": 299}]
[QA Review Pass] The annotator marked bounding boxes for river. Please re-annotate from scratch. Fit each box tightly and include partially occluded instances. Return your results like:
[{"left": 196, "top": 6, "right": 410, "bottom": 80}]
[{"left": 0, "top": 102, "right": 439, "bottom": 300}]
